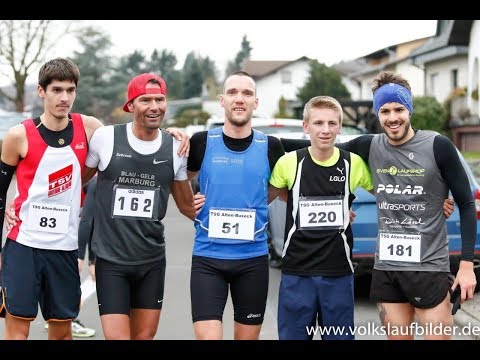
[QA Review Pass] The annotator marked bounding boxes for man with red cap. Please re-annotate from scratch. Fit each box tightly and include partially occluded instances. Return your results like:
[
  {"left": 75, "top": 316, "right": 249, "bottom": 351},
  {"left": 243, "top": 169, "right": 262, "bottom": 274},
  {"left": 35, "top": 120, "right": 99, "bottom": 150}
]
[{"left": 82, "top": 73, "right": 197, "bottom": 339}]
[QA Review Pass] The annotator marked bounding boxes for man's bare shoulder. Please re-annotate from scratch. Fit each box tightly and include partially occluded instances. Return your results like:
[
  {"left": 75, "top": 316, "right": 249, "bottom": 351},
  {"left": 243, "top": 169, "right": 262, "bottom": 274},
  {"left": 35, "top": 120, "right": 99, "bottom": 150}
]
[
  {"left": 1, "top": 124, "right": 27, "bottom": 163},
  {"left": 80, "top": 114, "right": 104, "bottom": 131},
  {"left": 4, "top": 123, "right": 27, "bottom": 141},
  {"left": 80, "top": 115, "right": 104, "bottom": 142}
]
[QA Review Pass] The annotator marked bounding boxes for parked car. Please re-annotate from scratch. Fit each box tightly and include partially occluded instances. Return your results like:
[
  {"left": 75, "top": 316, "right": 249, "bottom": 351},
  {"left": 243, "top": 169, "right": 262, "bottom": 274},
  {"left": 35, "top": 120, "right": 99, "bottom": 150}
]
[
  {"left": 335, "top": 124, "right": 368, "bottom": 143},
  {"left": 268, "top": 146, "right": 480, "bottom": 286},
  {"left": 204, "top": 116, "right": 306, "bottom": 138}
]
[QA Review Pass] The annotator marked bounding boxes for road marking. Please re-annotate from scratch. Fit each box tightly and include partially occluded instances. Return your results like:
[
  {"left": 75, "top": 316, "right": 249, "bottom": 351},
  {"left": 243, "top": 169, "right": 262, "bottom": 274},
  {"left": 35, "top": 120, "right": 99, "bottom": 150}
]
[{"left": 81, "top": 277, "right": 96, "bottom": 302}]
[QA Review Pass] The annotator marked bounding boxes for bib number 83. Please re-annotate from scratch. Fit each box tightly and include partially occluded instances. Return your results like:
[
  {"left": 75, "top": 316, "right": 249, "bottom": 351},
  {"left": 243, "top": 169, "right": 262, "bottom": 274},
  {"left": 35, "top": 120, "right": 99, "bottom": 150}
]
[{"left": 39, "top": 217, "right": 56, "bottom": 228}]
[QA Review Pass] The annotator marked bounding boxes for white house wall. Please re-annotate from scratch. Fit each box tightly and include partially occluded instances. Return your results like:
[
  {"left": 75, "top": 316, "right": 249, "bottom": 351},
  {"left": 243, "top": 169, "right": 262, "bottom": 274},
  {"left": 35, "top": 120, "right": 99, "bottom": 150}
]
[
  {"left": 396, "top": 63, "right": 425, "bottom": 96},
  {"left": 424, "top": 56, "right": 468, "bottom": 103},
  {"left": 359, "top": 76, "right": 374, "bottom": 100},
  {"left": 342, "top": 77, "right": 361, "bottom": 100},
  {"left": 468, "top": 20, "right": 480, "bottom": 115},
  {"left": 255, "top": 61, "right": 310, "bottom": 118},
  {"left": 358, "top": 63, "right": 425, "bottom": 101}
]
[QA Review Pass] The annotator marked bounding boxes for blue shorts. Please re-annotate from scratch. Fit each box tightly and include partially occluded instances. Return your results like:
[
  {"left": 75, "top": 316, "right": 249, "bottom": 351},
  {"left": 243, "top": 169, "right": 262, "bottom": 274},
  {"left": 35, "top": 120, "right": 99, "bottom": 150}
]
[
  {"left": 0, "top": 239, "right": 81, "bottom": 321},
  {"left": 278, "top": 273, "right": 354, "bottom": 340}
]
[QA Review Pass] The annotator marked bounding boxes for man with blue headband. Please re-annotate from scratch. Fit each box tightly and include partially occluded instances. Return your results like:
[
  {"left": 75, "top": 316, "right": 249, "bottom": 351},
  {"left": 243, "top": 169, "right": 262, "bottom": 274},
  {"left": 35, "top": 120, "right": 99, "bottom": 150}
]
[
  {"left": 280, "top": 71, "right": 476, "bottom": 340},
  {"left": 364, "top": 71, "right": 476, "bottom": 340}
]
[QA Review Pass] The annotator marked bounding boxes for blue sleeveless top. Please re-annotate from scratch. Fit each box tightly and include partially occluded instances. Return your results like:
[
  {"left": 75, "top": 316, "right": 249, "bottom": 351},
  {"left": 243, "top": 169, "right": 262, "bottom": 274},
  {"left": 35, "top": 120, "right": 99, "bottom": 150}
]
[{"left": 193, "top": 126, "right": 270, "bottom": 259}]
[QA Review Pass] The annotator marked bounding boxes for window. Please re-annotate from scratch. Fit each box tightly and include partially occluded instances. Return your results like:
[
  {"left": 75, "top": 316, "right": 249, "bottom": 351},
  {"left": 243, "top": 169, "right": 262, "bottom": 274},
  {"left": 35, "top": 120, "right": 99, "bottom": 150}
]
[
  {"left": 281, "top": 71, "right": 291, "bottom": 84},
  {"left": 430, "top": 73, "right": 439, "bottom": 99},
  {"left": 451, "top": 69, "right": 458, "bottom": 89}
]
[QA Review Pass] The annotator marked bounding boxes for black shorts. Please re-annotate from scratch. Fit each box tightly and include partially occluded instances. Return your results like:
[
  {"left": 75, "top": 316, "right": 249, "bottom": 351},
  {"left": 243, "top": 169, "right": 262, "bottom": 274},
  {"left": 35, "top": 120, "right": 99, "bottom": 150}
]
[
  {"left": 0, "top": 239, "right": 80, "bottom": 321},
  {"left": 95, "top": 256, "right": 166, "bottom": 315},
  {"left": 190, "top": 255, "right": 269, "bottom": 325},
  {"left": 370, "top": 269, "right": 453, "bottom": 309}
]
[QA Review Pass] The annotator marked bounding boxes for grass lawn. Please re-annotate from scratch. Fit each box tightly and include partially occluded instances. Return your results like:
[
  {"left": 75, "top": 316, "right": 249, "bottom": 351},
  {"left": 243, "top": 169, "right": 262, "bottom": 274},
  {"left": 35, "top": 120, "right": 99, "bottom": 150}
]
[{"left": 462, "top": 151, "right": 480, "bottom": 160}]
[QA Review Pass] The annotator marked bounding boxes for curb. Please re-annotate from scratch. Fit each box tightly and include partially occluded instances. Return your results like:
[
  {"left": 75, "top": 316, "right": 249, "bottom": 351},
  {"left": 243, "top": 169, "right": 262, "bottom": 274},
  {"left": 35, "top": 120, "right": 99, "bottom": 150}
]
[{"left": 453, "top": 304, "right": 480, "bottom": 340}]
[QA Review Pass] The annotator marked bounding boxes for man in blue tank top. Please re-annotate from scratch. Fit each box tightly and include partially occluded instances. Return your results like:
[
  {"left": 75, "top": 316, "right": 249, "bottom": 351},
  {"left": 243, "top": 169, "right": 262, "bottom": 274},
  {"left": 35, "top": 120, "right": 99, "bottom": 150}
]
[{"left": 187, "top": 71, "right": 285, "bottom": 339}]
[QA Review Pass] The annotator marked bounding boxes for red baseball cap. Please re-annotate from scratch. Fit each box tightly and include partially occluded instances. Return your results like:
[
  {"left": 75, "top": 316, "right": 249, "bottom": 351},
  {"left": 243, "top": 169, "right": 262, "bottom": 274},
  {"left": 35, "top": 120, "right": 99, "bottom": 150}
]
[{"left": 122, "top": 73, "right": 167, "bottom": 112}]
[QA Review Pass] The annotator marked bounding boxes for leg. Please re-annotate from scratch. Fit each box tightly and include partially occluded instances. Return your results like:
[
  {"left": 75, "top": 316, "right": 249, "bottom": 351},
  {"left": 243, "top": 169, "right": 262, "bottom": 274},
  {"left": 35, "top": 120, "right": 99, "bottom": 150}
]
[
  {"left": 191, "top": 256, "right": 229, "bottom": 340},
  {"left": 377, "top": 302, "right": 415, "bottom": 340},
  {"left": 47, "top": 320, "right": 73, "bottom": 340},
  {"left": 41, "top": 248, "right": 81, "bottom": 340},
  {"left": 194, "top": 320, "right": 223, "bottom": 340},
  {"left": 233, "top": 322, "right": 262, "bottom": 340},
  {"left": 5, "top": 314, "right": 31, "bottom": 340},
  {"left": 230, "top": 255, "right": 269, "bottom": 340},
  {"left": 101, "top": 314, "right": 131, "bottom": 340},
  {"left": 278, "top": 274, "right": 317, "bottom": 340},
  {"left": 415, "top": 294, "right": 453, "bottom": 340},
  {"left": 95, "top": 258, "right": 132, "bottom": 339},
  {"left": 1, "top": 240, "right": 41, "bottom": 340},
  {"left": 370, "top": 270, "right": 415, "bottom": 339},
  {"left": 129, "top": 258, "right": 166, "bottom": 340},
  {"left": 317, "top": 274, "right": 354, "bottom": 340},
  {"left": 130, "top": 309, "right": 161, "bottom": 339}
]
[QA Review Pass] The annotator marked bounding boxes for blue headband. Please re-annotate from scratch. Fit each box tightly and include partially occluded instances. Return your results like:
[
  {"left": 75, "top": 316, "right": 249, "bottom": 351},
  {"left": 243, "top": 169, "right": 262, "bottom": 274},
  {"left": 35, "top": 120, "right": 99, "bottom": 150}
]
[{"left": 373, "top": 83, "right": 413, "bottom": 117}]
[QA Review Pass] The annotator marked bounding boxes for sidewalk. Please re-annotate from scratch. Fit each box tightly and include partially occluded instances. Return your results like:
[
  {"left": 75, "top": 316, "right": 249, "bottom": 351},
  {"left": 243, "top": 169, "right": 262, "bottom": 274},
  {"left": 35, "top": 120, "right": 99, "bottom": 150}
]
[
  {"left": 454, "top": 295, "right": 480, "bottom": 340},
  {"left": 458, "top": 159, "right": 480, "bottom": 338}
]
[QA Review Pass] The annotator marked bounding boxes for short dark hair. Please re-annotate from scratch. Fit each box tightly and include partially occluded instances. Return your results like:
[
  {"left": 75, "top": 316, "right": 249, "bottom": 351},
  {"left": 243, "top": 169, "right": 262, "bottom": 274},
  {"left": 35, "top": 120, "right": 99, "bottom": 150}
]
[
  {"left": 38, "top": 58, "right": 80, "bottom": 90},
  {"left": 223, "top": 71, "right": 256, "bottom": 93},
  {"left": 372, "top": 71, "right": 411, "bottom": 93}
]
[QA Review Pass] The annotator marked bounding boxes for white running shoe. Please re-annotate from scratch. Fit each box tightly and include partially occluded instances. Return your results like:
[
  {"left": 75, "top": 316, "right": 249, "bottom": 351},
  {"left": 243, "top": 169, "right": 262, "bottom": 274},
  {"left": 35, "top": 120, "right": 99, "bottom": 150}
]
[
  {"left": 44, "top": 319, "right": 96, "bottom": 338},
  {"left": 71, "top": 319, "right": 96, "bottom": 338}
]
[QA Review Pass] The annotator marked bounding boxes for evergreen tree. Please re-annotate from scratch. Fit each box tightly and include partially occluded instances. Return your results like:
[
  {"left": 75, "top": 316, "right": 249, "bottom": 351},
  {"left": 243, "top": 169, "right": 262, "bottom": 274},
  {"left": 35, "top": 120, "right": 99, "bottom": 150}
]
[
  {"left": 148, "top": 49, "right": 181, "bottom": 99},
  {"left": 225, "top": 35, "right": 252, "bottom": 77},
  {"left": 182, "top": 52, "right": 204, "bottom": 98},
  {"left": 297, "top": 60, "right": 350, "bottom": 105},
  {"left": 71, "top": 26, "right": 116, "bottom": 121}
]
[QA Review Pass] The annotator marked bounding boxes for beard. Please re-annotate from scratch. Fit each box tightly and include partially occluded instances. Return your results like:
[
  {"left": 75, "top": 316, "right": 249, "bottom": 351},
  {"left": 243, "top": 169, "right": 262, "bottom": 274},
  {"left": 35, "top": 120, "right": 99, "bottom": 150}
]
[{"left": 383, "top": 121, "right": 412, "bottom": 144}]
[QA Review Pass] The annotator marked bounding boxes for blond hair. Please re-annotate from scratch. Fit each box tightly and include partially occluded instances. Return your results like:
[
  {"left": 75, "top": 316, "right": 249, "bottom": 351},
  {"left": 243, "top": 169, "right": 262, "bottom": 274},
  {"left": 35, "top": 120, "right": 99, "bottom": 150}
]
[{"left": 303, "top": 96, "right": 343, "bottom": 123}]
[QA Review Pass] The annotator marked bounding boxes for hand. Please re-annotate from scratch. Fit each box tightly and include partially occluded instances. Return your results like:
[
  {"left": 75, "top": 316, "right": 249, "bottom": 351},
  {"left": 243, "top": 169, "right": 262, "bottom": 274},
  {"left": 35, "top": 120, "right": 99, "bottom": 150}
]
[
  {"left": 78, "top": 259, "right": 84, "bottom": 274},
  {"left": 451, "top": 260, "right": 477, "bottom": 305},
  {"left": 443, "top": 197, "right": 454, "bottom": 218},
  {"left": 193, "top": 192, "right": 205, "bottom": 214},
  {"left": 349, "top": 209, "right": 356, "bottom": 223},
  {"left": 4, "top": 201, "right": 18, "bottom": 231},
  {"left": 165, "top": 127, "right": 190, "bottom": 157},
  {"left": 88, "top": 263, "right": 96, "bottom": 282}
]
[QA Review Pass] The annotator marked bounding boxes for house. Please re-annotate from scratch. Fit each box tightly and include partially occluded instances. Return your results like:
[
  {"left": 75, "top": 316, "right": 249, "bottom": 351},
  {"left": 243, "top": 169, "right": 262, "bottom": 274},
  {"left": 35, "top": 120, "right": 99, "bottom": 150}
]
[
  {"left": 242, "top": 56, "right": 311, "bottom": 118},
  {"left": 466, "top": 21, "right": 479, "bottom": 118},
  {"left": 422, "top": 20, "right": 480, "bottom": 151},
  {"left": 334, "top": 37, "right": 430, "bottom": 102},
  {"left": 409, "top": 20, "right": 471, "bottom": 104}
]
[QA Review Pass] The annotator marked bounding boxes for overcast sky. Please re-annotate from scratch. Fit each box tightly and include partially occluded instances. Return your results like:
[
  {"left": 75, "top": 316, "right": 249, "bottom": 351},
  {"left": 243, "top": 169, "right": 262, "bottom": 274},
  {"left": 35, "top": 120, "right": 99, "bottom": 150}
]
[
  {"left": 1, "top": 20, "right": 437, "bottom": 88},
  {"left": 65, "top": 20, "right": 437, "bottom": 73}
]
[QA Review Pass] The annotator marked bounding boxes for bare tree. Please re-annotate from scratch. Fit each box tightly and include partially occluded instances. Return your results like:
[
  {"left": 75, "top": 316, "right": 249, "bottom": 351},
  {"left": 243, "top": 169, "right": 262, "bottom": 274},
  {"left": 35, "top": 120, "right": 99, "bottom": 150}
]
[{"left": 0, "top": 20, "right": 74, "bottom": 112}]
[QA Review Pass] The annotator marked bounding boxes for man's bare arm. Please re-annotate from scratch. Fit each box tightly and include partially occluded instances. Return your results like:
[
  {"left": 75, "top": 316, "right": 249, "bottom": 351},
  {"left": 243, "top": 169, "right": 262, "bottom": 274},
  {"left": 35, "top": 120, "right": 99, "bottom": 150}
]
[
  {"left": 268, "top": 184, "right": 287, "bottom": 204},
  {"left": 82, "top": 166, "right": 98, "bottom": 186},
  {"left": 170, "top": 180, "right": 196, "bottom": 220}
]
